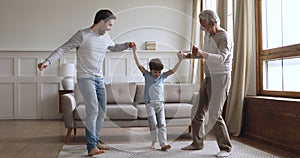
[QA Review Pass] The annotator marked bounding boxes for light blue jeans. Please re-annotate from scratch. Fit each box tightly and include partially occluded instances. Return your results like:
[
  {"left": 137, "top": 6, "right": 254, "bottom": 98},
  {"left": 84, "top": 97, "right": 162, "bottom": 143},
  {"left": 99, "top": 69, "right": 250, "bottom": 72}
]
[
  {"left": 77, "top": 77, "right": 106, "bottom": 153},
  {"left": 146, "top": 101, "right": 168, "bottom": 147}
]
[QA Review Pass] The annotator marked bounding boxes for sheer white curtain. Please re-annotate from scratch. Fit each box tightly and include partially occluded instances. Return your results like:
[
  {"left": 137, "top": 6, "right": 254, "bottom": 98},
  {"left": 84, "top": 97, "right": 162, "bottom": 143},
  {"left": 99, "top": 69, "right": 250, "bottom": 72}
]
[
  {"left": 188, "top": 0, "right": 201, "bottom": 90},
  {"left": 225, "top": 0, "right": 256, "bottom": 136},
  {"left": 216, "top": 0, "right": 228, "bottom": 30}
]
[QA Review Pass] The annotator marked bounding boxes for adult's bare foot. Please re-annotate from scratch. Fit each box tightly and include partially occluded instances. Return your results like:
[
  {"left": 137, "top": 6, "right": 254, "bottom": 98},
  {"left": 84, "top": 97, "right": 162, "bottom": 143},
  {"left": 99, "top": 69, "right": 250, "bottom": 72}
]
[{"left": 88, "top": 147, "right": 105, "bottom": 156}]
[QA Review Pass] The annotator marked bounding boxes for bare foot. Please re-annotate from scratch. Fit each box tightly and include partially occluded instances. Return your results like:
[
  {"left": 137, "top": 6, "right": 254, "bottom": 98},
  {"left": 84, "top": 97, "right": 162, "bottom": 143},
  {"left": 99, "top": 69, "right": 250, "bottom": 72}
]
[
  {"left": 150, "top": 142, "right": 156, "bottom": 149},
  {"left": 88, "top": 147, "right": 105, "bottom": 156},
  {"left": 97, "top": 143, "right": 110, "bottom": 150},
  {"left": 161, "top": 144, "right": 171, "bottom": 150}
]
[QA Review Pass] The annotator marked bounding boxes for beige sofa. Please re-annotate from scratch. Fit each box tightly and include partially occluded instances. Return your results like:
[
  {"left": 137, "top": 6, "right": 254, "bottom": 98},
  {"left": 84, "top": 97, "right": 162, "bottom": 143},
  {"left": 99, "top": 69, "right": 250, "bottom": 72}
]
[{"left": 61, "top": 82, "right": 198, "bottom": 142}]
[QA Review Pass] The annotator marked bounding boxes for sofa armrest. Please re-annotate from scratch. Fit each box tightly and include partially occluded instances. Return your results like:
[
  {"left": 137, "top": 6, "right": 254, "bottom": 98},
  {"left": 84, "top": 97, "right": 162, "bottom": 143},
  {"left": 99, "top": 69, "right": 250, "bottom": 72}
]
[
  {"left": 191, "top": 91, "right": 199, "bottom": 106},
  {"left": 61, "top": 93, "right": 76, "bottom": 128}
]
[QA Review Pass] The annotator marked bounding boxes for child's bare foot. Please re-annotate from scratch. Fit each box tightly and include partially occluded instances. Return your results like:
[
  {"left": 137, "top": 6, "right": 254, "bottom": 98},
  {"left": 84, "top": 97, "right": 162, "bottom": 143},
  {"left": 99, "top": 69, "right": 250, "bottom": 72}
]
[
  {"left": 150, "top": 142, "right": 156, "bottom": 149},
  {"left": 161, "top": 144, "right": 171, "bottom": 150}
]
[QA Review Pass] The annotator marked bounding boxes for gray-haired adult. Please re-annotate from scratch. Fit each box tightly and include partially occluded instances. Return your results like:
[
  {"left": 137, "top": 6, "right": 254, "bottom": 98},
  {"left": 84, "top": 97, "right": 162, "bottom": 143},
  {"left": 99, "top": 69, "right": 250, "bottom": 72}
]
[{"left": 181, "top": 10, "right": 233, "bottom": 157}]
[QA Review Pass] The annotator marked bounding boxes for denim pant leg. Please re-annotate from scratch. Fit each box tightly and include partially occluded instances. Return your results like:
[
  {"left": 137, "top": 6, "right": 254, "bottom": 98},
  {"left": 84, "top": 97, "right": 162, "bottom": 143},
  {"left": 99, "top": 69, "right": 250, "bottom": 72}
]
[
  {"left": 77, "top": 77, "right": 106, "bottom": 153},
  {"left": 155, "top": 102, "right": 167, "bottom": 146},
  {"left": 95, "top": 79, "right": 106, "bottom": 140},
  {"left": 146, "top": 103, "right": 158, "bottom": 143}
]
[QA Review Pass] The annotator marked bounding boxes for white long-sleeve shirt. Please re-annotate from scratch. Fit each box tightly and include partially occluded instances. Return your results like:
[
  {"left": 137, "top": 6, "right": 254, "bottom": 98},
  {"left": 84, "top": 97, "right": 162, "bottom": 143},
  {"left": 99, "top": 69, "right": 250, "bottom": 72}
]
[
  {"left": 203, "top": 30, "right": 233, "bottom": 77},
  {"left": 44, "top": 27, "right": 129, "bottom": 78}
]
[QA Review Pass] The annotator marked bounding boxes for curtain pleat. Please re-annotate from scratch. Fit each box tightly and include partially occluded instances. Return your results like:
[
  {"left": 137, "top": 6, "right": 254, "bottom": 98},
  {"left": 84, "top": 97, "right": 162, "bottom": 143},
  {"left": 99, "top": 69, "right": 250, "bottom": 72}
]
[
  {"left": 217, "top": 0, "right": 228, "bottom": 30},
  {"left": 188, "top": 0, "right": 201, "bottom": 90},
  {"left": 225, "top": 0, "right": 256, "bottom": 136}
]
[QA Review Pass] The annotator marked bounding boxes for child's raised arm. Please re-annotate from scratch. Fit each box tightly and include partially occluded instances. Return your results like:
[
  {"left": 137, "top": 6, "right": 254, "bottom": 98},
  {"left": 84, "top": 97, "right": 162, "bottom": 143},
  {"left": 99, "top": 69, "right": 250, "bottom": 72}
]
[
  {"left": 131, "top": 43, "right": 146, "bottom": 75},
  {"left": 166, "top": 50, "right": 183, "bottom": 76}
]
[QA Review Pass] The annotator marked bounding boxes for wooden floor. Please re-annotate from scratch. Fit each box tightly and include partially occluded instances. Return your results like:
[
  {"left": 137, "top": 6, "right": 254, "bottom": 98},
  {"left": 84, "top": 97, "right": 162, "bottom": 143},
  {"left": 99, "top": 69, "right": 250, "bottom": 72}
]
[{"left": 0, "top": 120, "right": 298, "bottom": 158}]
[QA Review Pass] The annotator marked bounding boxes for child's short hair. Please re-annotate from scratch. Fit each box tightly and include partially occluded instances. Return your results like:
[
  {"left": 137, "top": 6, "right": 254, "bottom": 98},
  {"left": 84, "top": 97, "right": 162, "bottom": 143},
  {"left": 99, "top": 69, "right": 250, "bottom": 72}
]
[{"left": 149, "top": 58, "right": 164, "bottom": 70}]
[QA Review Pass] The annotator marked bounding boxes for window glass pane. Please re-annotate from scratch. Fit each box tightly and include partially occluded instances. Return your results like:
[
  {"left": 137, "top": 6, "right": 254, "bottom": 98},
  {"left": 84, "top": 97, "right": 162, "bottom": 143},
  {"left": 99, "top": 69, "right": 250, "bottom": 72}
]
[
  {"left": 262, "top": 0, "right": 282, "bottom": 49},
  {"left": 283, "top": 57, "right": 300, "bottom": 92},
  {"left": 265, "top": 59, "right": 282, "bottom": 91},
  {"left": 282, "top": 0, "right": 300, "bottom": 46},
  {"left": 204, "top": 0, "right": 216, "bottom": 10},
  {"left": 262, "top": 0, "right": 300, "bottom": 49},
  {"left": 227, "top": 0, "right": 233, "bottom": 38}
]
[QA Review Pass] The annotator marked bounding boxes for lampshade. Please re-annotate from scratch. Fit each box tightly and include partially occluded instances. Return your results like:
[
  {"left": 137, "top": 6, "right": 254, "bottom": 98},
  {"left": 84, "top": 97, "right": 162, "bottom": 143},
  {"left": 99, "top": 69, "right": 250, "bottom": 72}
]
[
  {"left": 59, "top": 63, "right": 75, "bottom": 77},
  {"left": 59, "top": 63, "right": 75, "bottom": 90}
]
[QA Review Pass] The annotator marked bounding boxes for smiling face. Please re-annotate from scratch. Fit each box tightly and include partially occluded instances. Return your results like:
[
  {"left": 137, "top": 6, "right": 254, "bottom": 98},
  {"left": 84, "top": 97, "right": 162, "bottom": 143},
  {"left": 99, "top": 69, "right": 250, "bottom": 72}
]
[
  {"left": 199, "top": 18, "right": 218, "bottom": 35},
  {"left": 200, "top": 18, "right": 211, "bottom": 33},
  {"left": 149, "top": 58, "right": 164, "bottom": 78},
  {"left": 151, "top": 70, "right": 162, "bottom": 78},
  {"left": 98, "top": 19, "right": 115, "bottom": 35}
]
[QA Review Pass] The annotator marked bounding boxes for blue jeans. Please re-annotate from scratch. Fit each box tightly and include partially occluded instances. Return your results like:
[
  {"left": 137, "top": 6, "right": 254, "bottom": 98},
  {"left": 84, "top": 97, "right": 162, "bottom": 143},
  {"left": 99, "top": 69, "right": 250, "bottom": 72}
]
[
  {"left": 77, "top": 77, "right": 106, "bottom": 153},
  {"left": 146, "top": 101, "right": 167, "bottom": 146}
]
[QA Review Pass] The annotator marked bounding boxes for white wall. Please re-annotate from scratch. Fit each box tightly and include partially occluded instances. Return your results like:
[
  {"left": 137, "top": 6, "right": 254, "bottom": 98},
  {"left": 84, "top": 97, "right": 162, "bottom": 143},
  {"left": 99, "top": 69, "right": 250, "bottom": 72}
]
[
  {"left": 0, "top": 51, "right": 74, "bottom": 119},
  {"left": 0, "top": 0, "right": 193, "bottom": 51},
  {"left": 0, "top": 0, "right": 193, "bottom": 119}
]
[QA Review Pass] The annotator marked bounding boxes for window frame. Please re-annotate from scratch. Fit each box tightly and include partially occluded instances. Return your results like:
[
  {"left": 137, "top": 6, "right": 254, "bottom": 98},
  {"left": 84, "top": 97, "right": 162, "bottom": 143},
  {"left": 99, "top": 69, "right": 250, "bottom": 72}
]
[{"left": 256, "top": 0, "right": 300, "bottom": 98}]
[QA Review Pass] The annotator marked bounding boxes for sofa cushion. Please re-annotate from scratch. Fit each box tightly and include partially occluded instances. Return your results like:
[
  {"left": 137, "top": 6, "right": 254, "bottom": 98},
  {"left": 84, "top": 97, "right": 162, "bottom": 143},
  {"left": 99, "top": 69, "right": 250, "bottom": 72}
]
[
  {"left": 106, "top": 82, "right": 137, "bottom": 104},
  {"left": 136, "top": 103, "right": 192, "bottom": 119},
  {"left": 106, "top": 104, "right": 138, "bottom": 120},
  {"left": 74, "top": 104, "right": 138, "bottom": 120},
  {"left": 164, "top": 103, "right": 193, "bottom": 118},
  {"left": 135, "top": 84, "right": 145, "bottom": 104},
  {"left": 136, "top": 104, "right": 147, "bottom": 119},
  {"left": 164, "top": 84, "right": 195, "bottom": 103}
]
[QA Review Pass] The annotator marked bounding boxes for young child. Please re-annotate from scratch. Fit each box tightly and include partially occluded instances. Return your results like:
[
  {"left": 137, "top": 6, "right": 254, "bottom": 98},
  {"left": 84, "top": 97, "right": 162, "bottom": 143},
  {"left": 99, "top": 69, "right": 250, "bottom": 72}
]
[{"left": 131, "top": 42, "right": 183, "bottom": 150}]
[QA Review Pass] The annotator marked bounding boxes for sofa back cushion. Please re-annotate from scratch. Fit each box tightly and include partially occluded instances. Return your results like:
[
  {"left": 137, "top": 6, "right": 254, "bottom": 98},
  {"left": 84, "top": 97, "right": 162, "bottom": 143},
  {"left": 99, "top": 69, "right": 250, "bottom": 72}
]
[
  {"left": 164, "top": 84, "right": 195, "bottom": 103},
  {"left": 74, "top": 82, "right": 137, "bottom": 105},
  {"left": 135, "top": 84, "right": 145, "bottom": 104},
  {"left": 106, "top": 82, "right": 137, "bottom": 104}
]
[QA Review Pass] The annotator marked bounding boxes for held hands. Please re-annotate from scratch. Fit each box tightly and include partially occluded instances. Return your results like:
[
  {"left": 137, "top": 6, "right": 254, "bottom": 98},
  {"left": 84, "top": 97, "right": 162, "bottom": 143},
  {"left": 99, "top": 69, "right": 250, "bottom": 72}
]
[
  {"left": 129, "top": 42, "right": 137, "bottom": 52},
  {"left": 38, "top": 62, "right": 47, "bottom": 71},
  {"left": 129, "top": 42, "right": 136, "bottom": 48},
  {"left": 192, "top": 45, "right": 204, "bottom": 58},
  {"left": 181, "top": 45, "right": 204, "bottom": 59},
  {"left": 177, "top": 50, "right": 184, "bottom": 61}
]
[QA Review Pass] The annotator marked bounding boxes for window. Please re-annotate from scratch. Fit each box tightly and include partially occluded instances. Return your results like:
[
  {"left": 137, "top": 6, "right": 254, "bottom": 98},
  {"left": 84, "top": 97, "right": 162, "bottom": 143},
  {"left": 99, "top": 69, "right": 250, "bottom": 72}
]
[{"left": 257, "top": 0, "right": 300, "bottom": 97}]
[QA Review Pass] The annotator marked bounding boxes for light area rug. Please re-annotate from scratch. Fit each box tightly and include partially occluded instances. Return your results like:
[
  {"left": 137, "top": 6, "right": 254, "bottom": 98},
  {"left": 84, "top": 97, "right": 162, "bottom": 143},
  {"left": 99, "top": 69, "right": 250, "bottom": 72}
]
[{"left": 58, "top": 140, "right": 279, "bottom": 158}]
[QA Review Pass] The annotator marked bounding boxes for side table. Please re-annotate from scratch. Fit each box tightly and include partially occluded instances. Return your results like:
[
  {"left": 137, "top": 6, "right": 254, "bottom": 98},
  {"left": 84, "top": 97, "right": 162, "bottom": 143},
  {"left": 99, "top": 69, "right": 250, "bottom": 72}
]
[{"left": 58, "top": 90, "right": 74, "bottom": 113}]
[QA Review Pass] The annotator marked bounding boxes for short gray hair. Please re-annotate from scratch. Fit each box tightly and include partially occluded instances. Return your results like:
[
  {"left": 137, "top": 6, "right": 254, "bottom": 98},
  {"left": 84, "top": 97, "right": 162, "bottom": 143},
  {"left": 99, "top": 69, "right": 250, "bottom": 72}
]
[{"left": 199, "top": 10, "right": 220, "bottom": 25}]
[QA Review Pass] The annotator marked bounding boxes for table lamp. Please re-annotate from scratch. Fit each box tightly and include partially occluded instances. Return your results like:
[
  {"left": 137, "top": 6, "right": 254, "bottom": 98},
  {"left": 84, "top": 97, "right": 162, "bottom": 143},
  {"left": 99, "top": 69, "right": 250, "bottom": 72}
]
[{"left": 59, "top": 63, "right": 75, "bottom": 90}]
